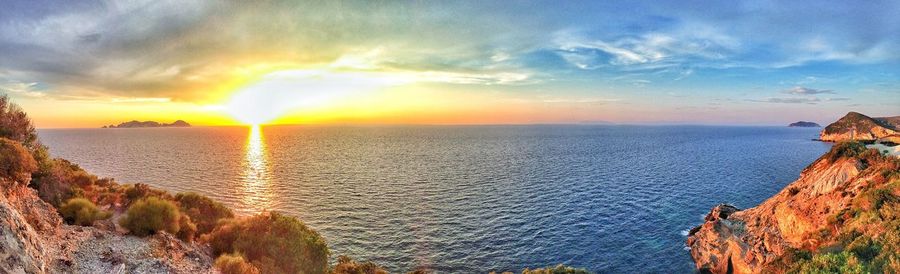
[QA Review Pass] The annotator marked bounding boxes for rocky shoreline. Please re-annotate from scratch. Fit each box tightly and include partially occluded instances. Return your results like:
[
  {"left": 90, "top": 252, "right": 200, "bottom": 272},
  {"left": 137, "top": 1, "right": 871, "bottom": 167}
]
[{"left": 687, "top": 113, "right": 900, "bottom": 273}]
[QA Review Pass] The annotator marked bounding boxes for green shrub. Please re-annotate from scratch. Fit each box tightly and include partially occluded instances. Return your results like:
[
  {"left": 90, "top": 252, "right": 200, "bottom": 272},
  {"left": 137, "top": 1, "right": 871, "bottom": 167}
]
[
  {"left": 331, "top": 255, "right": 388, "bottom": 274},
  {"left": 119, "top": 197, "right": 182, "bottom": 237},
  {"left": 522, "top": 265, "right": 592, "bottom": 274},
  {"left": 204, "top": 212, "right": 329, "bottom": 274},
  {"left": 175, "top": 192, "right": 234, "bottom": 234},
  {"left": 215, "top": 253, "right": 261, "bottom": 274},
  {"left": 58, "top": 198, "right": 111, "bottom": 226},
  {"left": 0, "top": 137, "right": 37, "bottom": 184}
]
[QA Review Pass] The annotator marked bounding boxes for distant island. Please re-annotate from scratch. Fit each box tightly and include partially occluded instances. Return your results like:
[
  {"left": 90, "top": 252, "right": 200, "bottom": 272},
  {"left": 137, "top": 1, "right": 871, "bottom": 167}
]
[
  {"left": 103, "top": 120, "right": 191, "bottom": 128},
  {"left": 788, "top": 121, "right": 820, "bottom": 127}
]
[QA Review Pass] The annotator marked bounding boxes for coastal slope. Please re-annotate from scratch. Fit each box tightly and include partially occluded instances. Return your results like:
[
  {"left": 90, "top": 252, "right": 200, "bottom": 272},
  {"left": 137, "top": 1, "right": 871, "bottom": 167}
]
[
  {"left": 687, "top": 141, "right": 900, "bottom": 272},
  {"left": 0, "top": 159, "right": 214, "bottom": 273},
  {"left": 819, "top": 112, "right": 900, "bottom": 142}
]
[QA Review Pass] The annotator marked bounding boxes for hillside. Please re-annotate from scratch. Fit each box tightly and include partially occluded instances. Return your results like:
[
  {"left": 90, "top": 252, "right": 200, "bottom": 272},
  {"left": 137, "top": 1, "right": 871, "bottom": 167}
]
[
  {"left": 687, "top": 141, "right": 900, "bottom": 273},
  {"left": 820, "top": 112, "right": 900, "bottom": 142}
]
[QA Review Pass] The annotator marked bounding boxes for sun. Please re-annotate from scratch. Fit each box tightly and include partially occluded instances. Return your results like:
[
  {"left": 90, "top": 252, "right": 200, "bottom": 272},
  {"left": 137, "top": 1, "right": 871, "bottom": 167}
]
[{"left": 223, "top": 69, "right": 413, "bottom": 125}]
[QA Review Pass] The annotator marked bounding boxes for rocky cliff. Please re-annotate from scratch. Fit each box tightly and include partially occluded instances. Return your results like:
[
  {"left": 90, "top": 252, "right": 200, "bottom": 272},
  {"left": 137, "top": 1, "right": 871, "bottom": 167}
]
[
  {"left": 687, "top": 142, "right": 900, "bottom": 273},
  {"left": 819, "top": 112, "right": 900, "bottom": 142}
]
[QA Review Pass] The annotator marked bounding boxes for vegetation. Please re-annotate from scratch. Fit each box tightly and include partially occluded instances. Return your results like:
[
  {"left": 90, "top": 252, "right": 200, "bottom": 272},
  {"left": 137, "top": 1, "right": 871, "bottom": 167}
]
[
  {"left": 31, "top": 158, "right": 97, "bottom": 206},
  {"left": 215, "top": 253, "right": 261, "bottom": 274},
  {"left": 204, "top": 212, "right": 330, "bottom": 274},
  {"left": 58, "top": 198, "right": 111, "bottom": 226},
  {"left": 0, "top": 137, "right": 37, "bottom": 184},
  {"left": 176, "top": 214, "right": 198, "bottom": 243},
  {"left": 825, "top": 141, "right": 867, "bottom": 163},
  {"left": 785, "top": 152, "right": 900, "bottom": 273},
  {"left": 0, "top": 95, "right": 38, "bottom": 148},
  {"left": 175, "top": 192, "right": 234, "bottom": 234},
  {"left": 119, "top": 197, "right": 183, "bottom": 237}
]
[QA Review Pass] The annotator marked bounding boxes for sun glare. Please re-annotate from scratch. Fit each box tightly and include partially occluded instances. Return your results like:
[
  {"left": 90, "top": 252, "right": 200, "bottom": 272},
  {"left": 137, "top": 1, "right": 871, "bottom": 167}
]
[{"left": 223, "top": 69, "right": 413, "bottom": 125}]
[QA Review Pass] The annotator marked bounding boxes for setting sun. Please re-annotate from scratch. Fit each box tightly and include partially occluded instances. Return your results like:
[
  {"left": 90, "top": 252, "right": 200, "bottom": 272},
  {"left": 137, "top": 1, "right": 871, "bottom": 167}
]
[{"left": 222, "top": 69, "right": 414, "bottom": 125}]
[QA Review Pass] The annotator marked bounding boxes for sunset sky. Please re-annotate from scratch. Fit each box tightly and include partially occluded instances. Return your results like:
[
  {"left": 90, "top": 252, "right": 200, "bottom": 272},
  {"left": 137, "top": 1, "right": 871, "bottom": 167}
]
[{"left": 1, "top": 1, "right": 898, "bottom": 128}]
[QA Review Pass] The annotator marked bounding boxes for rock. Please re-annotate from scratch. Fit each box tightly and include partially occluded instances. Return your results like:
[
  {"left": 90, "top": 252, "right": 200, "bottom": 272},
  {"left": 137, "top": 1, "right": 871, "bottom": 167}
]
[
  {"left": 686, "top": 142, "right": 893, "bottom": 273},
  {"left": 0, "top": 178, "right": 214, "bottom": 273}
]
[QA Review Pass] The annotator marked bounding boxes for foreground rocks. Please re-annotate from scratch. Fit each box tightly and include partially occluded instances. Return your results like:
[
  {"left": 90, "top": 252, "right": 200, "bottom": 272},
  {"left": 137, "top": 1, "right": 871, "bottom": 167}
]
[
  {"left": 687, "top": 143, "right": 899, "bottom": 273},
  {"left": 0, "top": 177, "right": 214, "bottom": 273}
]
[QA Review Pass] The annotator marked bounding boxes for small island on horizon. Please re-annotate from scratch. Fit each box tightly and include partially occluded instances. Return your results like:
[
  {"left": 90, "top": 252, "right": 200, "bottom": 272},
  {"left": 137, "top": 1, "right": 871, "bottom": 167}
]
[
  {"left": 788, "top": 121, "right": 820, "bottom": 127},
  {"left": 103, "top": 120, "right": 191, "bottom": 128}
]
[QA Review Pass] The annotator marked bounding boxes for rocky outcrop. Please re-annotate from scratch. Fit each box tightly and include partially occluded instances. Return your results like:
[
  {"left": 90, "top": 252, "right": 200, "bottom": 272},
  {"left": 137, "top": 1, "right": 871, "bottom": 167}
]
[
  {"left": 687, "top": 142, "right": 899, "bottom": 273},
  {"left": 788, "top": 121, "right": 819, "bottom": 127},
  {"left": 819, "top": 112, "right": 899, "bottom": 142},
  {"left": 0, "top": 172, "right": 214, "bottom": 273}
]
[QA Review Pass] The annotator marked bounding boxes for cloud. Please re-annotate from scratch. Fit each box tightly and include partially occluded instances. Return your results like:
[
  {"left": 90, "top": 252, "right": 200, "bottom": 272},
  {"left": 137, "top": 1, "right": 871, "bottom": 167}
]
[
  {"left": 0, "top": 81, "right": 46, "bottom": 98},
  {"left": 746, "top": 96, "right": 851, "bottom": 104},
  {"left": 747, "top": 97, "right": 822, "bottom": 104},
  {"left": 0, "top": 0, "right": 898, "bottom": 107},
  {"left": 782, "top": 86, "right": 835, "bottom": 95},
  {"left": 552, "top": 22, "right": 740, "bottom": 71}
]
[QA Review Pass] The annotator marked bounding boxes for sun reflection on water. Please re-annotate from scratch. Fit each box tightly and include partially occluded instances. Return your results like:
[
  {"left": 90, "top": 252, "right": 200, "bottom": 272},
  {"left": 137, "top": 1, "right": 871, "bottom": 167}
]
[{"left": 241, "top": 125, "right": 275, "bottom": 213}]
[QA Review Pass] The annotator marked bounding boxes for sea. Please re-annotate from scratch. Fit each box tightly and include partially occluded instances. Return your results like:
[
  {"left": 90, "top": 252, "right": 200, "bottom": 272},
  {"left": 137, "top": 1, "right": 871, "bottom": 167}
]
[{"left": 37, "top": 125, "right": 831, "bottom": 273}]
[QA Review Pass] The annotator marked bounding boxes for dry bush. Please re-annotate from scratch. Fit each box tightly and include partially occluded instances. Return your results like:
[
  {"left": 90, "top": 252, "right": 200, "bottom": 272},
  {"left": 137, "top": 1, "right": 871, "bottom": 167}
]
[
  {"left": 31, "top": 158, "right": 96, "bottom": 206},
  {"left": 175, "top": 192, "right": 233, "bottom": 234},
  {"left": 0, "top": 95, "right": 38, "bottom": 148},
  {"left": 204, "top": 212, "right": 329, "bottom": 274},
  {"left": 58, "top": 198, "right": 111, "bottom": 226},
  {"left": 119, "top": 197, "right": 182, "bottom": 237},
  {"left": 215, "top": 253, "right": 261, "bottom": 274},
  {"left": 176, "top": 214, "right": 198, "bottom": 243},
  {"left": 0, "top": 137, "right": 37, "bottom": 184}
]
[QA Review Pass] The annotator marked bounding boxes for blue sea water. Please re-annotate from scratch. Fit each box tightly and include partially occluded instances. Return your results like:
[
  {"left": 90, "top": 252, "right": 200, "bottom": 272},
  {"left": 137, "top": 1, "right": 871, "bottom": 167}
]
[{"left": 37, "top": 125, "right": 830, "bottom": 273}]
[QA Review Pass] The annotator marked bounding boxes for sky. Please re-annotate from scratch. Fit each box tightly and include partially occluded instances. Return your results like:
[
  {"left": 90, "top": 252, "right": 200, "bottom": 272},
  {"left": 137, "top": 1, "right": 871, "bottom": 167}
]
[{"left": 1, "top": 0, "right": 898, "bottom": 128}]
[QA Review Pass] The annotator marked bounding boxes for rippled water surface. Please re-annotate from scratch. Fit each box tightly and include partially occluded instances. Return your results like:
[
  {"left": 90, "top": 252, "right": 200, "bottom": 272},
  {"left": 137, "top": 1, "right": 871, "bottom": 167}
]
[{"left": 38, "top": 125, "right": 830, "bottom": 273}]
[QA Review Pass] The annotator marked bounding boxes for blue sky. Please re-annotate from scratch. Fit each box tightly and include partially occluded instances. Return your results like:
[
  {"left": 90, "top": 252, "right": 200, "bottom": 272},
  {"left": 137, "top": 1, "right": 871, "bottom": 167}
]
[{"left": 0, "top": 1, "right": 898, "bottom": 127}]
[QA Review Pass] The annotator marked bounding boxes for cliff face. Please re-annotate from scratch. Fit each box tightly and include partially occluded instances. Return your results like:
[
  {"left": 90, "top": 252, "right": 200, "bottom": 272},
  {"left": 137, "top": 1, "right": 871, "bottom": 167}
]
[
  {"left": 687, "top": 143, "right": 900, "bottom": 273},
  {"left": 0, "top": 167, "right": 214, "bottom": 273},
  {"left": 819, "top": 112, "right": 900, "bottom": 142}
]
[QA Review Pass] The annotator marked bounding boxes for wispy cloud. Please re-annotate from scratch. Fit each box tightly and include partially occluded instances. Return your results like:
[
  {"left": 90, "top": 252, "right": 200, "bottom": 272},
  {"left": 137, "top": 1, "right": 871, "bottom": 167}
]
[
  {"left": 782, "top": 86, "right": 835, "bottom": 95},
  {"left": 746, "top": 97, "right": 850, "bottom": 104}
]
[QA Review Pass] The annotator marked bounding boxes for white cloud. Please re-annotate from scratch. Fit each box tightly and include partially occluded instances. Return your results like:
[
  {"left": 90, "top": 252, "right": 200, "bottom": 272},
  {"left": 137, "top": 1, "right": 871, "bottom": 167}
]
[{"left": 782, "top": 86, "right": 835, "bottom": 95}]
